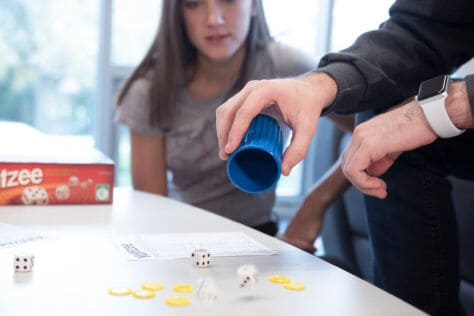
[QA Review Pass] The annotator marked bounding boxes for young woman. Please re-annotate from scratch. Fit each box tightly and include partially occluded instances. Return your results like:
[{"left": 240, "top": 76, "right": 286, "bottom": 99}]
[{"left": 116, "top": 0, "right": 316, "bottom": 235}]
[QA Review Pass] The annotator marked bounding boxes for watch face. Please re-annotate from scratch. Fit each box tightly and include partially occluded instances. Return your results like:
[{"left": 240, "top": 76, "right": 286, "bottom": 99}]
[{"left": 417, "top": 75, "right": 449, "bottom": 101}]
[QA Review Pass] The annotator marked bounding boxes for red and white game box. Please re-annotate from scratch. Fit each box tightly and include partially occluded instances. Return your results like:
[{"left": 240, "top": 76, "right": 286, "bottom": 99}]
[{"left": 0, "top": 122, "right": 114, "bottom": 205}]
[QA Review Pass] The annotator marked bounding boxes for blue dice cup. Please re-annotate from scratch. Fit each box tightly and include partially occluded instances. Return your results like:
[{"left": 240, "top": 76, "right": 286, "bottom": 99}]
[{"left": 226, "top": 114, "right": 283, "bottom": 193}]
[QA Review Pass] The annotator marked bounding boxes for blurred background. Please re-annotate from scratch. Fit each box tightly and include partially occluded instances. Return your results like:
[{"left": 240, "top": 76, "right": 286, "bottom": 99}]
[{"left": 5, "top": 0, "right": 469, "bottom": 221}]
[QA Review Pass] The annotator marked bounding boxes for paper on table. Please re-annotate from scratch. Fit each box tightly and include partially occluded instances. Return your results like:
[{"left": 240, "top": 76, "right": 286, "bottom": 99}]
[
  {"left": 116, "top": 232, "right": 277, "bottom": 260},
  {"left": 0, "top": 223, "right": 48, "bottom": 249}
]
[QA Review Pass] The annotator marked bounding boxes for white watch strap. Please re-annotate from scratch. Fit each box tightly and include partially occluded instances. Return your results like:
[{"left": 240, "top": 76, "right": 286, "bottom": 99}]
[{"left": 418, "top": 95, "right": 465, "bottom": 138}]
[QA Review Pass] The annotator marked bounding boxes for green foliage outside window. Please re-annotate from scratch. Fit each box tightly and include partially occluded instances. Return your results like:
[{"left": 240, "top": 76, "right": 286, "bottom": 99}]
[{"left": 0, "top": 0, "right": 97, "bottom": 135}]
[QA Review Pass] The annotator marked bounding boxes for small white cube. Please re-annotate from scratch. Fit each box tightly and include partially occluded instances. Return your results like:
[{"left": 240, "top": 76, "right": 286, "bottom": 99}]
[
  {"left": 237, "top": 264, "right": 257, "bottom": 275},
  {"left": 237, "top": 264, "right": 258, "bottom": 288},
  {"left": 14, "top": 254, "right": 34, "bottom": 272},
  {"left": 191, "top": 249, "right": 211, "bottom": 267},
  {"left": 238, "top": 274, "right": 257, "bottom": 288},
  {"left": 196, "top": 278, "right": 218, "bottom": 304}
]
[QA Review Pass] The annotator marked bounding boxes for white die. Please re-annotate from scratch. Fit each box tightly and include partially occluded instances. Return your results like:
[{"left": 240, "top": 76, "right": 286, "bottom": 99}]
[
  {"left": 238, "top": 273, "right": 257, "bottom": 288},
  {"left": 22, "top": 186, "right": 49, "bottom": 205},
  {"left": 191, "top": 249, "right": 211, "bottom": 267},
  {"left": 237, "top": 264, "right": 258, "bottom": 288},
  {"left": 237, "top": 264, "right": 257, "bottom": 274},
  {"left": 196, "top": 278, "right": 218, "bottom": 304},
  {"left": 14, "top": 254, "right": 34, "bottom": 272}
]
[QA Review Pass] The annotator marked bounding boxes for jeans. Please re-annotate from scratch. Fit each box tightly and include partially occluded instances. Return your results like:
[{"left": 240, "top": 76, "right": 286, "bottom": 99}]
[{"left": 363, "top": 129, "right": 474, "bottom": 316}]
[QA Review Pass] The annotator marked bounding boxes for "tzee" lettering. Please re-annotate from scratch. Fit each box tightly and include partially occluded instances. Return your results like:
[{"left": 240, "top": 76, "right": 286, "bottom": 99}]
[{"left": 0, "top": 168, "right": 43, "bottom": 189}]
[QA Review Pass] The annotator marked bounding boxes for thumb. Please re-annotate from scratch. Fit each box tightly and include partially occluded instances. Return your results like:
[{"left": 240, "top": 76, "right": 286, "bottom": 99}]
[
  {"left": 281, "top": 122, "right": 317, "bottom": 175},
  {"left": 367, "top": 152, "right": 401, "bottom": 176}
]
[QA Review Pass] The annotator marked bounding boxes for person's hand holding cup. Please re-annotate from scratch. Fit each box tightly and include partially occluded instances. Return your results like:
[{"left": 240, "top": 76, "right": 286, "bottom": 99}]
[{"left": 226, "top": 114, "right": 283, "bottom": 193}]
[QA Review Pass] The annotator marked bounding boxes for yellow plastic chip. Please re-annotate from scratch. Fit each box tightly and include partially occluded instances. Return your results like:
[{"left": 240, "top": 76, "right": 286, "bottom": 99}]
[
  {"left": 283, "top": 282, "right": 305, "bottom": 291},
  {"left": 141, "top": 282, "right": 164, "bottom": 291},
  {"left": 172, "top": 283, "right": 193, "bottom": 293},
  {"left": 268, "top": 275, "right": 291, "bottom": 284},
  {"left": 108, "top": 287, "right": 132, "bottom": 296},
  {"left": 165, "top": 296, "right": 190, "bottom": 307},
  {"left": 132, "top": 289, "right": 156, "bottom": 299}
]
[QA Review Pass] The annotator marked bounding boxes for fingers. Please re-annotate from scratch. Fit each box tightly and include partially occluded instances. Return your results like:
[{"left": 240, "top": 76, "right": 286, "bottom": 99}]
[
  {"left": 216, "top": 80, "right": 274, "bottom": 159},
  {"left": 281, "top": 120, "right": 318, "bottom": 175},
  {"left": 366, "top": 153, "right": 400, "bottom": 176},
  {"left": 216, "top": 85, "right": 252, "bottom": 160},
  {"left": 216, "top": 77, "right": 323, "bottom": 177},
  {"left": 342, "top": 137, "right": 388, "bottom": 199},
  {"left": 343, "top": 167, "right": 388, "bottom": 199},
  {"left": 226, "top": 80, "right": 276, "bottom": 154}
]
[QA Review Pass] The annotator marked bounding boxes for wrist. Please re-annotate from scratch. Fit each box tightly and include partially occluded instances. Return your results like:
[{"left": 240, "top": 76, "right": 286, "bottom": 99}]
[
  {"left": 401, "top": 100, "right": 438, "bottom": 146},
  {"left": 445, "top": 81, "right": 474, "bottom": 129},
  {"left": 416, "top": 75, "right": 465, "bottom": 138},
  {"left": 465, "top": 74, "right": 474, "bottom": 127},
  {"left": 304, "top": 72, "right": 337, "bottom": 112}
]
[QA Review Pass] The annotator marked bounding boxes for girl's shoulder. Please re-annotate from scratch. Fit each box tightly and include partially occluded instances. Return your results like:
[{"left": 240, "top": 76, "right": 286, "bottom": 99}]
[
  {"left": 118, "top": 75, "right": 152, "bottom": 107},
  {"left": 258, "top": 41, "right": 317, "bottom": 77}
]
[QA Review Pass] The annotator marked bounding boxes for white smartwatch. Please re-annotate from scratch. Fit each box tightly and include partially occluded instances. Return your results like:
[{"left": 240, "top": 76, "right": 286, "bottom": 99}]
[{"left": 416, "top": 75, "right": 465, "bottom": 138}]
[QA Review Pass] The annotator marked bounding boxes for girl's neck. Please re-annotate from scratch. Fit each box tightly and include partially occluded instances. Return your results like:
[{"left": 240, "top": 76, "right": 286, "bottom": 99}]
[{"left": 187, "top": 45, "right": 246, "bottom": 100}]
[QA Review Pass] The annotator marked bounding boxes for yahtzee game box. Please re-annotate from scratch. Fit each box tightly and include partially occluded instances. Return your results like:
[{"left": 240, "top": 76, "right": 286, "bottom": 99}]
[{"left": 0, "top": 122, "right": 114, "bottom": 205}]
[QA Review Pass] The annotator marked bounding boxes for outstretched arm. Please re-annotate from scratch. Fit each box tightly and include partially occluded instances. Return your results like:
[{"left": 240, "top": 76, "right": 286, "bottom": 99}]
[
  {"left": 130, "top": 131, "right": 168, "bottom": 196},
  {"left": 327, "top": 113, "right": 355, "bottom": 133},
  {"left": 280, "top": 114, "right": 354, "bottom": 253}
]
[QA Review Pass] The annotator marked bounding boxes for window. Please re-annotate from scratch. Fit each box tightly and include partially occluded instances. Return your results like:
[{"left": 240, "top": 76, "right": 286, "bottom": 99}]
[
  {"left": 0, "top": 0, "right": 98, "bottom": 144},
  {"left": 263, "top": 0, "right": 321, "bottom": 57},
  {"left": 110, "top": 0, "right": 162, "bottom": 185},
  {"left": 111, "top": 0, "right": 161, "bottom": 66},
  {"left": 331, "top": 0, "right": 393, "bottom": 51}
]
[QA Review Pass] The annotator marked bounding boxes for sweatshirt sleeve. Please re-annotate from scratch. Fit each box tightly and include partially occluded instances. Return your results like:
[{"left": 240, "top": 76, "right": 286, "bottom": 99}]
[{"left": 318, "top": 0, "right": 474, "bottom": 114}]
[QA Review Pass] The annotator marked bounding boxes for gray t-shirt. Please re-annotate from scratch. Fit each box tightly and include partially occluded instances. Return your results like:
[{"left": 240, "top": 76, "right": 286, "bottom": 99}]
[{"left": 116, "top": 41, "right": 316, "bottom": 226}]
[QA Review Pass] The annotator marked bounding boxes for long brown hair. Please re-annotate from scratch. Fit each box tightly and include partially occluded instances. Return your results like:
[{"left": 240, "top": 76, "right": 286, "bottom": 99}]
[{"left": 116, "top": 0, "right": 272, "bottom": 130}]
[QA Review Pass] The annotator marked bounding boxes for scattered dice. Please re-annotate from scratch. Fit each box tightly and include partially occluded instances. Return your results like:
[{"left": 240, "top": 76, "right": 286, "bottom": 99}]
[
  {"left": 191, "top": 249, "right": 211, "bottom": 267},
  {"left": 22, "top": 186, "right": 49, "bottom": 205},
  {"left": 237, "top": 264, "right": 258, "bottom": 288},
  {"left": 14, "top": 254, "right": 34, "bottom": 272},
  {"left": 195, "top": 278, "right": 218, "bottom": 304},
  {"left": 239, "top": 273, "right": 257, "bottom": 288}
]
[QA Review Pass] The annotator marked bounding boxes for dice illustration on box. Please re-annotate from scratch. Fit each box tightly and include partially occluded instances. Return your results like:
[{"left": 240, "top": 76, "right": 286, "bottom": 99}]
[
  {"left": 69, "top": 176, "right": 79, "bottom": 185},
  {"left": 14, "top": 254, "right": 34, "bottom": 272},
  {"left": 55, "top": 185, "right": 70, "bottom": 200},
  {"left": 22, "top": 186, "right": 48, "bottom": 205},
  {"left": 191, "top": 249, "right": 211, "bottom": 267}
]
